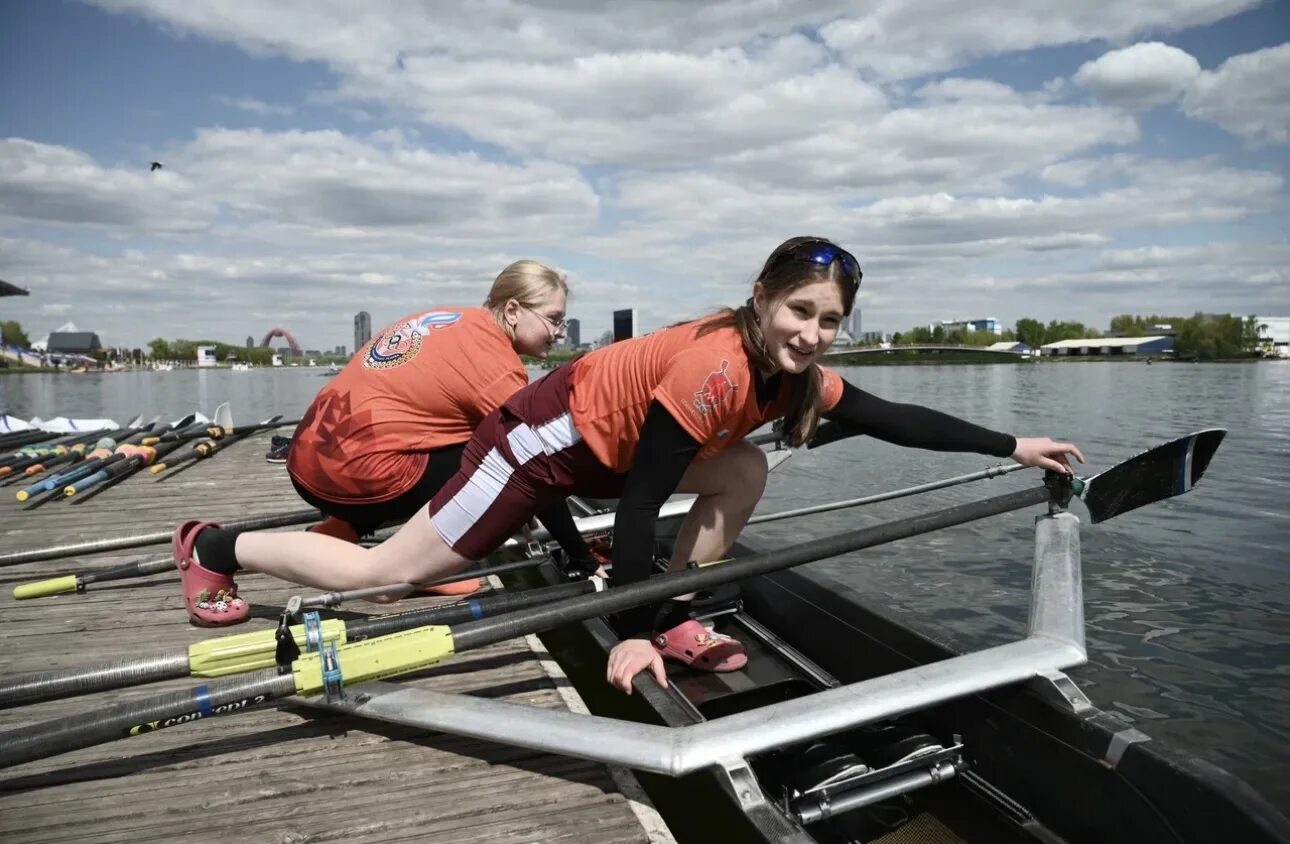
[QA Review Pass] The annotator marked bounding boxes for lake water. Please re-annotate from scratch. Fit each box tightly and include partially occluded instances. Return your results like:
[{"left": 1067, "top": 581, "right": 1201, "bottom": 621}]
[{"left": 3, "top": 360, "right": 1288, "bottom": 813}]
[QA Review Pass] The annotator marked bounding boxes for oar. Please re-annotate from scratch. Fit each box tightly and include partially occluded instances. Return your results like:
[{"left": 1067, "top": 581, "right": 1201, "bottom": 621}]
[
  {"left": 3, "top": 417, "right": 147, "bottom": 484},
  {"left": 153, "top": 414, "right": 284, "bottom": 479},
  {"left": 0, "top": 427, "right": 115, "bottom": 474},
  {"left": 0, "top": 579, "right": 601, "bottom": 709},
  {"left": 14, "top": 416, "right": 163, "bottom": 502},
  {"left": 62, "top": 414, "right": 199, "bottom": 497},
  {"left": 63, "top": 411, "right": 217, "bottom": 501},
  {"left": 158, "top": 412, "right": 297, "bottom": 445},
  {"left": 12, "top": 554, "right": 176, "bottom": 600},
  {"left": 9, "top": 537, "right": 553, "bottom": 602},
  {"left": 65, "top": 436, "right": 193, "bottom": 501},
  {"left": 304, "top": 460, "right": 1027, "bottom": 607},
  {"left": 0, "top": 507, "right": 322, "bottom": 568},
  {"left": 0, "top": 430, "right": 1225, "bottom": 767}
]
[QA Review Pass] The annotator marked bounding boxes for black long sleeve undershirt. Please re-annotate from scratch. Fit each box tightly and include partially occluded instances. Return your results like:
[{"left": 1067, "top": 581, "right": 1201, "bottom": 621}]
[
  {"left": 608, "top": 375, "right": 1015, "bottom": 637},
  {"left": 608, "top": 401, "right": 702, "bottom": 637},
  {"left": 822, "top": 380, "right": 1016, "bottom": 458}
]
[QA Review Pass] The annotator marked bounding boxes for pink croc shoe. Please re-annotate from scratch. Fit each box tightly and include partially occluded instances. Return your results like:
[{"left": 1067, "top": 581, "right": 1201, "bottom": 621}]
[
  {"left": 173, "top": 519, "right": 250, "bottom": 627},
  {"left": 652, "top": 619, "right": 748, "bottom": 672}
]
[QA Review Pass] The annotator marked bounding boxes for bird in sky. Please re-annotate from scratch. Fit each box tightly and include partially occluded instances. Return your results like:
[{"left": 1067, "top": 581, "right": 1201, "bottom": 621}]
[{"left": 150, "top": 161, "right": 163, "bottom": 171}]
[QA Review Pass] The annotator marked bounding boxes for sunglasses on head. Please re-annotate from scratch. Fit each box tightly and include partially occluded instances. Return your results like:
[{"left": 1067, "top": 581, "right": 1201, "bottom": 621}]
[{"left": 782, "top": 241, "right": 862, "bottom": 290}]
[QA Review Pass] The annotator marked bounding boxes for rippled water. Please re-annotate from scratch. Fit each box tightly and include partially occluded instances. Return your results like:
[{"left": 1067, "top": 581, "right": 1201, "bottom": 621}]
[{"left": 3, "top": 361, "right": 1288, "bottom": 811}]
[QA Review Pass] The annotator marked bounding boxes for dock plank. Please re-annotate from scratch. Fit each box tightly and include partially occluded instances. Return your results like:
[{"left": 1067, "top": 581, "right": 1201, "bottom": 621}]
[{"left": 0, "top": 431, "right": 672, "bottom": 842}]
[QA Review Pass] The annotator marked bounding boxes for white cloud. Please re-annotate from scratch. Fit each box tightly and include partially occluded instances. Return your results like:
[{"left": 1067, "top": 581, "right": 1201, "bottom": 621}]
[
  {"left": 818, "top": 1, "right": 1257, "bottom": 79},
  {"left": 216, "top": 95, "right": 294, "bottom": 116},
  {"left": 89, "top": 0, "right": 1259, "bottom": 169},
  {"left": 3, "top": 3, "right": 1282, "bottom": 346},
  {"left": 718, "top": 87, "right": 1138, "bottom": 193},
  {"left": 1073, "top": 42, "right": 1201, "bottom": 108},
  {"left": 0, "top": 138, "right": 215, "bottom": 232},
  {"left": 0, "top": 131, "right": 599, "bottom": 244},
  {"left": 1182, "top": 43, "right": 1290, "bottom": 145}
]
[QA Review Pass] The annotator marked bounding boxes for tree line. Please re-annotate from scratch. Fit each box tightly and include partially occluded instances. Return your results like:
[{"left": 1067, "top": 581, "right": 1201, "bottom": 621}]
[{"left": 885, "top": 313, "right": 1263, "bottom": 360}]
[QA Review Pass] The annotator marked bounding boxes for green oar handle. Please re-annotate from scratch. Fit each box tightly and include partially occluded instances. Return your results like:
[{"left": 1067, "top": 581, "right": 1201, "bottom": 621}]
[
  {"left": 12, "top": 576, "right": 79, "bottom": 600},
  {"left": 11, "top": 556, "right": 174, "bottom": 600}
]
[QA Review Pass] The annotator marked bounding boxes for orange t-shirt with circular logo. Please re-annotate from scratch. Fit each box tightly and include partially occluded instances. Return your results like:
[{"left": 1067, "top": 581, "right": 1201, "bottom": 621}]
[
  {"left": 289, "top": 307, "right": 527, "bottom": 503},
  {"left": 569, "top": 318, "right": 844, "bottom": 472}
]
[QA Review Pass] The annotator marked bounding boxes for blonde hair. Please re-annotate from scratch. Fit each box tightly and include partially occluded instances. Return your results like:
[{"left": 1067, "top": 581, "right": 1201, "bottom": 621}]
[
  {"left": 699, "top": 236, "right": 859, "bottom": 447},
  {"left": 484, "top": 260, "right": 569, "bottom": 338}
]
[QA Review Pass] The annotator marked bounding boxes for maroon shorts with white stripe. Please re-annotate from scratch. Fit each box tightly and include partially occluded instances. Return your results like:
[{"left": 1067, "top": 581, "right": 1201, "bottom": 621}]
[{"left": 427, "top": 362, "right": 625, "bottom": 560}]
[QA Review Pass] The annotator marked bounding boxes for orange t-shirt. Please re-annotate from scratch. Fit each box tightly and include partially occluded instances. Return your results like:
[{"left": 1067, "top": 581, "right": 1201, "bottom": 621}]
[
  {"left": 289, "top": 307, "right": 527, "bottom": 503},
  {"left": 569, "top": 319, "right": 844, "bottom": 472}
]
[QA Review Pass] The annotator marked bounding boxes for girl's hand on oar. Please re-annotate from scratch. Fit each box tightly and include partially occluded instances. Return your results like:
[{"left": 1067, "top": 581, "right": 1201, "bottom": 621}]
[
  {"left": 607, "top": 638, "right": 668, "bottom": 694},
  {"left": 1011, "top": 438, "right": 1086, "bottom": 474}
]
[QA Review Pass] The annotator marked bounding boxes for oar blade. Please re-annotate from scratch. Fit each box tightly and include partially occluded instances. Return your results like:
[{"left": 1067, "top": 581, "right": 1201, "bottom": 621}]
[{"left": 1082, "top": 428, "right": 1225, "bottom": 523}]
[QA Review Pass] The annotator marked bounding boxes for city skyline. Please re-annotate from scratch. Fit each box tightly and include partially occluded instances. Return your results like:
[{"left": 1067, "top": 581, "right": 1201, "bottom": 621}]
[{"left": 1, "top": 2, "right": 1286, "bottom": 351}]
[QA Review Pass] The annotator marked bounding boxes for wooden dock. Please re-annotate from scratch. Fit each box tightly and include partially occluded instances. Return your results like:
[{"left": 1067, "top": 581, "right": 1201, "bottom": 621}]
[{"left": 0, "top": 431, "right": 673, "bottom": 843}]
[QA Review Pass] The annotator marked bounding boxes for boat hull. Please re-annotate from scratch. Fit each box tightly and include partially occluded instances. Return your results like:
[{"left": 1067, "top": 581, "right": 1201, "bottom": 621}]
[{"left": 515, "top": 515, "right": 1289, "bottom": 844}]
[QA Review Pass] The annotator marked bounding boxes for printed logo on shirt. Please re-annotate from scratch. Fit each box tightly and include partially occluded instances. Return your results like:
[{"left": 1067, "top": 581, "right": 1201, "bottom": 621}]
[
  {"left": 414, "top": 310, "right": 463, "bottom": 334},
  {"left": 363, "top": 320, "right": 423, "bottom": 370},
  {"left": 693, "top": 359, "right": 737, "bottom": 416}
]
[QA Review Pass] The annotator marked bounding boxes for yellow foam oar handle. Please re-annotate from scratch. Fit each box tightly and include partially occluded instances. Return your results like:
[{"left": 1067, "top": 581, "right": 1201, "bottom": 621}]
[
  {"left": 188, "top": 619, "right": 348, "bottom": 677},
  {"left": 13, "top": 575, "right": 79, "bottom": 600},
  {"left": 293, "top": 626, "right": 454, "bottom": 695}
]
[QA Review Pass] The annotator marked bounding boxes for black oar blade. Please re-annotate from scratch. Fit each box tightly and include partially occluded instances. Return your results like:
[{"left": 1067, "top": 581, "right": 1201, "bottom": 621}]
[{"left": 1082, "top": 428, "right": 1226, "bottom": 523}]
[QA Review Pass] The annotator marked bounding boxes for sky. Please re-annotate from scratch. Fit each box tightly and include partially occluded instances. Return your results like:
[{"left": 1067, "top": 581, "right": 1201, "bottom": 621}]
[{"left": 1, "top": 0, "right": 1287, "bottom": 352}]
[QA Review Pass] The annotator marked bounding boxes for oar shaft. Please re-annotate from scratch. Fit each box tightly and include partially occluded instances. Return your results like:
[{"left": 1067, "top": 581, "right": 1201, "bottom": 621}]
[
  {"left": 452, "top": 484, "right": 1054, "bottom": 652},
  {"left": 0, "top": 508, "right": 322, "bottom": 567},
  {"left": 298, "top": 557, "right": 553, "bottom": 610},
  {"left": 0, "top": 673, "right": 294, "bottom": 768},
  {"left": 0, "top": 652, "right": 190, "bottom": 710},
  {"left": 349, "top": 579, "right": 596, "bottom": 639},
  {"left": 747, "top": 463, "right": 1024, "bottom": 526}
]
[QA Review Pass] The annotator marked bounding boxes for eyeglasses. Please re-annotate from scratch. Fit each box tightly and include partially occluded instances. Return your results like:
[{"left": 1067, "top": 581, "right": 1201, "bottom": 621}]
[
  {"left": 782, "top": 241, "right": 862, "bottom": 291},
  {"left": 522, "top": 304, "right": 567, "bottom": 334}
]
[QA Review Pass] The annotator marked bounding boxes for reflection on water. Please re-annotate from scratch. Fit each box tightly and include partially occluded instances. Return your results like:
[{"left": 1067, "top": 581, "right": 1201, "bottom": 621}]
[{"left": 3, "top": 361, "right": 1289, "bottom": 810}]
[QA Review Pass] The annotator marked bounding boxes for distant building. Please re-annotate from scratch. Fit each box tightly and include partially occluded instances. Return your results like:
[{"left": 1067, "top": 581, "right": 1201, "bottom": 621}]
[
  {"left": 245, "top": 335, "right": 254, "bottom": 348},
  {"left": 987, "top": 341, "right": 1032, "bottom": 354},
  {"left": 1040, "top": 336, "right": 1173, "bottom": 357},
  {"left": 46, "top": 331, "right": 102, "bottom": 354},
  {"left": 354, "top": 311, "right": 372, "bottom": 353},
  {"left": 566, "top": 318, "right": 581, "bottom": 348},
  {"left": 334, "top": 344, "right": 347, "bottom": 357},
  {"left": 1256, "top": 316, "right": 1290, "bottom": 358},
  {"left": 934, "top": 318, "right": 1004, "bottom": 336},
  {"left": 857, "top": 331, "right": 890, "bottom": 346},
  {"left": 612, "top": 309, "right": 636, "bottom": 343}
]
